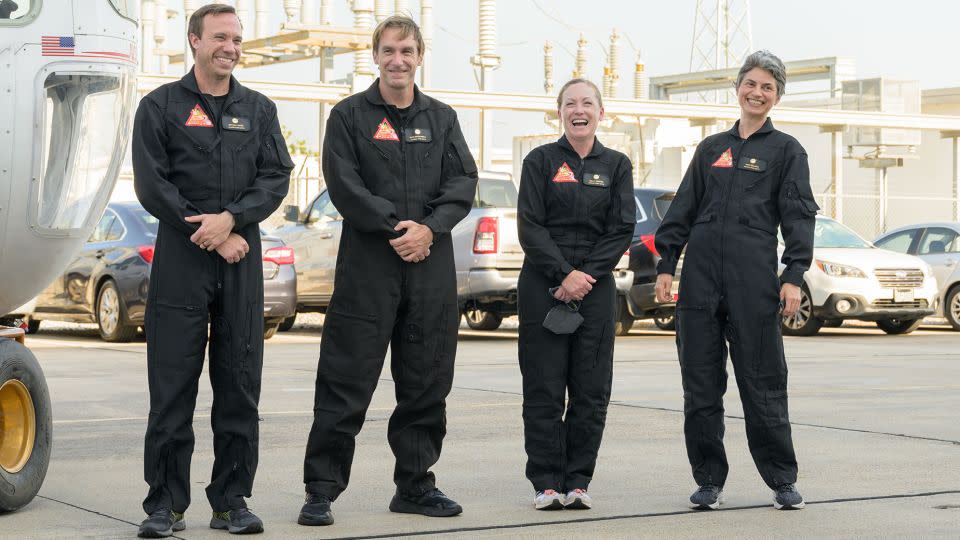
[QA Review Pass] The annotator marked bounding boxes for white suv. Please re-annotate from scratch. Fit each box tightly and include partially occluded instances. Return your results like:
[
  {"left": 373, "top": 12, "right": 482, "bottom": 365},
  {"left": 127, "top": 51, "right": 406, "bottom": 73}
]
[{"left": 781, "top": 216, "right": 937, "bottom": 336}]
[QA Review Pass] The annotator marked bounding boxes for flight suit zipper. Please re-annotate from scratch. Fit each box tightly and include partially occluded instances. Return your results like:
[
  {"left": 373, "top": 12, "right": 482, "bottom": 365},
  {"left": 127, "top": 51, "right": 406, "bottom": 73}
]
[{"left": 719, "top": 137, "right": 749, "bottom": 294}]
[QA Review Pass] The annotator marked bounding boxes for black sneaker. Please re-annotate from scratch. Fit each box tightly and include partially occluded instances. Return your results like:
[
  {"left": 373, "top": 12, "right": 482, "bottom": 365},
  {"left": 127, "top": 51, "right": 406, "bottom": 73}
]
[
  {"left": 389, "top": 488, "right": 463, "bottom": 517},
  {"left": 773, "top": 483, "right": 805, "bottom": 510},
  {"left": 689, "top": 484, "right": 723, "bottom": 510},
  {"left": 138, "top": 509, "right": 185, "bottom": 538},
  {"left": 298, "top": 493, "right": 334, "bottom": 526},
  {"left": 209, "top": 508, "right": 264, "bottom": 534}
]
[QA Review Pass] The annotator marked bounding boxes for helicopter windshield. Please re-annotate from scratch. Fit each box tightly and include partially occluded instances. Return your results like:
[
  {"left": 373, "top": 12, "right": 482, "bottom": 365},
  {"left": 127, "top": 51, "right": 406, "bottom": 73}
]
[{"left": 36, "top": 67, "right": 135, "bottom": 230}]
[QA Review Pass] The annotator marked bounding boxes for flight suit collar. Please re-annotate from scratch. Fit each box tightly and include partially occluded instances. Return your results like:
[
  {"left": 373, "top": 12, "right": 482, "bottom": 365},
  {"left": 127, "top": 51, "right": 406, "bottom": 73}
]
[
  {"left": 728, "top": 117, "right": 775, "bottom": 139},
  {"left": 557, "top": 134, "right": 605, "bottom": 159},
  {"left": 363, "top": 79, "right": 430, "bottom": 115},
  {"left": 179, "top": 67, "right": 249, "bottom": 110}
]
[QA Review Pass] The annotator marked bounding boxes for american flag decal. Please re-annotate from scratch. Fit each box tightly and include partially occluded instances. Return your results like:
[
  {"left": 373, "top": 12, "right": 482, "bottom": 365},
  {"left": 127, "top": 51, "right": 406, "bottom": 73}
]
[{"left": 42, "top": 36, "right": 75, "bottom": 56}]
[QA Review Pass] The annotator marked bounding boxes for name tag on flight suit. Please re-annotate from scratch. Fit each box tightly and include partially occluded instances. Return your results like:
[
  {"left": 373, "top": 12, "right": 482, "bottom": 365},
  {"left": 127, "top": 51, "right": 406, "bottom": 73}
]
[
  {"left": 403, "top": 127, "right": 432, "bottom": 143},
  {"left": 737, "top": 156, "right": 767, "bottom": 172},
  {"left": 582, "top": 172, "right": 611, "bottom": 187},
  {"left": 222, "top": 116, "right": 251, "bottom": 131}
]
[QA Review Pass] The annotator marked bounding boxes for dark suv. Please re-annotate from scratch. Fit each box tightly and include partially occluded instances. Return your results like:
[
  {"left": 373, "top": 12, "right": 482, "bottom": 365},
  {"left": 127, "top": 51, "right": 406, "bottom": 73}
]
[{"left": 617, "top": 188, "right": 677, "bottom": 333}]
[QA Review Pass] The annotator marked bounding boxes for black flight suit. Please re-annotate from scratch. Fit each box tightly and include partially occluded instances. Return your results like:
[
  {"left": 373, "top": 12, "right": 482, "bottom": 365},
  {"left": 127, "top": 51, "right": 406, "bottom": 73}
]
[
  {"left": 132, "top": 69, "right": 293, "bottom": 514},
  {"left": 654, "top": 118, "right": 818, "bottom": 490},
  {"left": 303, "top": 80, "right": 478, "bottom": 500},
  {"left": 516, "top": 136, "right": 636, "bottom": 492}
]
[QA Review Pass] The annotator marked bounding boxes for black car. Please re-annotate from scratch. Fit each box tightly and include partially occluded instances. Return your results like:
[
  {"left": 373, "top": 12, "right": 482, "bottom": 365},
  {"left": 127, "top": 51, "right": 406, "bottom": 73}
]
[
  {"left": 24, "top": 202, "right": 296, "bottom": 342},
  {"left": 618, "top": 188, "right": 677, "bottom": 333}
]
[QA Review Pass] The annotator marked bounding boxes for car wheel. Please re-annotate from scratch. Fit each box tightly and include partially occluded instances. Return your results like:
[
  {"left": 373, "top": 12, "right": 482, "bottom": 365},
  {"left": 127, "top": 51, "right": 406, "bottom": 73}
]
[
  {"left": 946, "top": 286, "right": 960, "bottom": 331},
  {"left": 876, "top": 318, "right": 923, "bottom": 335},
  {"left": 614, "top": 296, "right": 634, "bottom": 336},
  {"left": 463, "top": 307, "right": 503, "bottom": 331},
  {"left": 96, "top": 280, "right": 137, "bottom": 343},
  {"left": 25, "top": 318, "right": 40, "bottom": 335},
  {"left": 278, "top": 314, "right": 297, "bottom": 332},
  {"left": 653, "top": 312, "right": 676, "bottom": 331},
  {"left": 781, "top": 285, "right": 823, "bottom": 336},
  {"left": 263, "top": 321, "right": 280, "bottom": 340},
  {"left": 0, "top": 339, "right": 52, "bottom": 511}
]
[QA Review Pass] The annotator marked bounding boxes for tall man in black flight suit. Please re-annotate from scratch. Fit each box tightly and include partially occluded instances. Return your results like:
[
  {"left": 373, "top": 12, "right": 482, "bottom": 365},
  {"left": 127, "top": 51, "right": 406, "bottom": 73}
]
[
  {"left": 132, "top": 4, "right": 293, "bottom": 537},
  {"left": 298, "top": 15, "right": 478, "bottom": 527},
  {"left": 654, "top": 51, "right": 817, "bottom": 511}
]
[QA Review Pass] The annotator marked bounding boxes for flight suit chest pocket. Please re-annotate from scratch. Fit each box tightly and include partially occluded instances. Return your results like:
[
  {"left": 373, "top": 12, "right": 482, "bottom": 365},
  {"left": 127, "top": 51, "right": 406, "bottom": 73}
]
[
  {"left": 582, "top": 171, "right": 612, "bottom": 211},
  {"left": 739, "top": 156, "right": 778, "bottom": 200}
]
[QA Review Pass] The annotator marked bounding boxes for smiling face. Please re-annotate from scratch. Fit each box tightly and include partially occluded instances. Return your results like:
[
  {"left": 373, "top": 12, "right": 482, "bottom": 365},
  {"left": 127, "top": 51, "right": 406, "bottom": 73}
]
[
  {"left": 559, "top": 82, "right": 604, "bottom": 143},
  {"left": 736, "top": 67, "right": 780, "bottom": 121},
  {"left": 190, "top": 12, "right": 242, "bottom": 81},
  {"left": 373, "top": 27, "right": 422, "bottom": 93}
]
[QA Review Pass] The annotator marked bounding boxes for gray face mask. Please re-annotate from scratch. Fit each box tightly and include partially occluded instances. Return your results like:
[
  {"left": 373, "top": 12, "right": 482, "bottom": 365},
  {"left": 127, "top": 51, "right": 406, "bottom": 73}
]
[{"left": 542, "top": 287, "right": 584, "bottom": 335}]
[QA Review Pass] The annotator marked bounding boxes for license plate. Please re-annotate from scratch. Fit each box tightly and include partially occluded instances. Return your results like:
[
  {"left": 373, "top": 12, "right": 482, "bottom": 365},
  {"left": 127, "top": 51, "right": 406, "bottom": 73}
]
[{"left": 894, "top": 289, "right": 915, "bottom": 302}]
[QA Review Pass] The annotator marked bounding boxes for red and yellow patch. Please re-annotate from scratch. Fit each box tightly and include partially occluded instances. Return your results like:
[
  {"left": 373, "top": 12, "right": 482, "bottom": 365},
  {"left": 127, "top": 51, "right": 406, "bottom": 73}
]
[
  {"left": 373, "top": 118, "right": 399, "bottom": 141},
  {"left": 711, "top": 147, "right": 733, "bottom": 168},
  {"left": 184, "top": 104, "right": 213, "bottom": 128},
  {"left": 552, "top": 162, "right": 577, "bottom": 183}
]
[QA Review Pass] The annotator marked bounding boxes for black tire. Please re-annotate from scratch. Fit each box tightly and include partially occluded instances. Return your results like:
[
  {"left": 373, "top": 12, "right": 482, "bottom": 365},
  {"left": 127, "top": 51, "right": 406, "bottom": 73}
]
[
  {"left": 876, "top": 318, "right": 923, "bottom": 335},
  {"left": 96, "top": 280, "right": 137, "bottom": 343},
  {"left": 278, "top": 314, "right": 297, "bottom": 332},
  {"left": 263, "top": 322, "right": 280, "bottom": 340},
  {"left": 25, "top": 319, "right": 40, "bottom": 335},
  {"left": 945, "top": 285, "right": 960, "bottom": 332},
  {"left": 0, "top": 339, "right": 52, "bottom": 512},
  {"left": 822, "top": 319, "right": 843, "bottom": 328},
  {"left": 653, "top": 312, "right": 676, "bottom": 331},
  {"left": 781, "top": 285, "right": 823, "bottom": 336},
  {"left": 463, "top": 307, "right": 502, "bottom": 331}
]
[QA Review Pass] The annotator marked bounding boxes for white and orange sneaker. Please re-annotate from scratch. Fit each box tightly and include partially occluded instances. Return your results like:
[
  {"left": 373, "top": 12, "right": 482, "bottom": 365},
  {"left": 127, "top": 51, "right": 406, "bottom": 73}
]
[
  {"left": 562, "top": 488, "right": 592, "bottom": 509},
  {"left": 534, "top": 489, "right": 564, "bottom": 510}
]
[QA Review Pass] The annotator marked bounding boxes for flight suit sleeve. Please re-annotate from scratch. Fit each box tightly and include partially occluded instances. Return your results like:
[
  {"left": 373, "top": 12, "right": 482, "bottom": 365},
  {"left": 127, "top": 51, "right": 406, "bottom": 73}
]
[
  {"left": 655, "top": 142, "right": 706, "bottom": 275},
  {"left": 580, "top": 156, "right": 637, "bottom": 279},
  {"left": 224, "top": 102, "right": 293, "bottom": 229},
  {"left": 778, "top": 142, "right": 818, "bottom": 287},
  {"left": 321, "top": 107, "right": 401, "bottom": 236},
  {"left": 422, "top": 114, "right": 479, "bottom": 235},
  {"left": 132, "top": 97, "right": 202, "bottom": 237},
  {"left": 518, "top": 150, "right": 575, "bottom": 283}
]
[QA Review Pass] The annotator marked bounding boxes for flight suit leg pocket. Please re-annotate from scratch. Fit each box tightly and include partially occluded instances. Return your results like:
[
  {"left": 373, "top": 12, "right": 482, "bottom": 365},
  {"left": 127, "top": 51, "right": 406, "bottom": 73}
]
[
  {"left": 756, "top": 314, "right": 787, "bottom": 379},
  {"left": 761, "top": 389, "right": 789, "bottom": 428},
  {"left": 320, "top": 308, "right": 383, "bottom": 379},
  {"left": 149, "top": 300, "right": 207, "bottom": 368}
]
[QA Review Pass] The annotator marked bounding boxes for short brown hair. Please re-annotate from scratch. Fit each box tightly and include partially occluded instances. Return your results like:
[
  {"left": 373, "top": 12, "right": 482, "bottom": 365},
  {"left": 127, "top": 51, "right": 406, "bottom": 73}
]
[
  {"left": 188, "top": 3, "right": 240, "bottom": 56},
  {"left": 372, "top": 15, "right": 424, "bottom": 56},
  {"left": 557, "top": 78, "right": 603, "bottom": 110}
]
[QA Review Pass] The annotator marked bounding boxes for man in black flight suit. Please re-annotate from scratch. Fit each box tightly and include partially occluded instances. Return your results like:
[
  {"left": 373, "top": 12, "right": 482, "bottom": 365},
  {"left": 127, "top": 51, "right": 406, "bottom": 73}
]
[
  {"left": 298, "top": 15, "right": 478, "bottom": 527},
  {"left": 133, "top": 4, "right": 293, "bottom": 537},
  {"left": 654, "top": 50, "right": 817, "bottom": 511}
]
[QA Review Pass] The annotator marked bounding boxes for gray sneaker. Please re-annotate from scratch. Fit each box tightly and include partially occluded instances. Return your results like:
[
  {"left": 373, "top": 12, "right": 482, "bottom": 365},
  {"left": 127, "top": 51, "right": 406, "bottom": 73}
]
[
  {"left": 138, "top": 509, "right": 185, "bottom": 538},
  {"left": 562, "top": 489, "right": 592, "bottom": 510},
  {"left": 773, "top": 483, "right": 805, "bottom": 510},
  {"left": 689, "top": 484, "right": 723, "bottom": 510},
  {"left": 209, "top": 508, "right": 264, "bottom": 534}
]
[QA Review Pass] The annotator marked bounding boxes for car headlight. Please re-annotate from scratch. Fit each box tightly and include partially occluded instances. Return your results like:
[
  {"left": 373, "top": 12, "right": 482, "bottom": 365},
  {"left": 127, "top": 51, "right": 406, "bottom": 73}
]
[{"left": 815, "top": 260, "right": 866, "bottom": 278}]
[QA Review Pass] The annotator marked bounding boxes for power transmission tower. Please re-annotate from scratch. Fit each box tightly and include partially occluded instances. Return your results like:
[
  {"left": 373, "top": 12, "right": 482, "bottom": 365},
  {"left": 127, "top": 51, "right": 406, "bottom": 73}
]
[{"left": 689, "top": 0, "right": 753, "bottom": 102}]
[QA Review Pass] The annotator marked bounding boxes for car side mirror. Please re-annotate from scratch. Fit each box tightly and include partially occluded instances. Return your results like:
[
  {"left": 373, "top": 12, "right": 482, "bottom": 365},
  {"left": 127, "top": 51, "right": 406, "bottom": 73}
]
[{"left": 283, "top": 205, "right": 301, "bottom": 223}]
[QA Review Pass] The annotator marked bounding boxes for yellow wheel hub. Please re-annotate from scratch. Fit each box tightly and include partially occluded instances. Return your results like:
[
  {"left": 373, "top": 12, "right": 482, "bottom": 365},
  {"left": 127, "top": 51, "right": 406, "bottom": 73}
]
[{"left": 0, "top": 379, "right": 36, "bottom": 473}]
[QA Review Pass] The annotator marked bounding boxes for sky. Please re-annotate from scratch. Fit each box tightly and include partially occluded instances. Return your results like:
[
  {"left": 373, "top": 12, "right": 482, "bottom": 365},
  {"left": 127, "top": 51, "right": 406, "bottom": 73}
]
[{"left": 177, "top": 0, "right": 960, "bottom": 149}]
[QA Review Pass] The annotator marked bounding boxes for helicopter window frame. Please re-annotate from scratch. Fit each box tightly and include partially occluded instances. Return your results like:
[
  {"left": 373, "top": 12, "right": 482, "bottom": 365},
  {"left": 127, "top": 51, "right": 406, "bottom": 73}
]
[
  {"left": 0, "top": 0, "right": 42, "bottom": 26},
  {"left": 106, "top": 0, "right": 138, "bottom": 24},
  {"left": 29, "top": 62, "right": 135, "bottom": 236}
]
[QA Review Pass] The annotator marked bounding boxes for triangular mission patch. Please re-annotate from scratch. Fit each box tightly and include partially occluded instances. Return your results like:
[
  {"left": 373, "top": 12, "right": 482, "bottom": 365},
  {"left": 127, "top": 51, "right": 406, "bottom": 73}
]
[
  {"left": 185, "top": 104, "right": 213, "bottom": 128},
  {"left": 552, "top": 162, "right": 577, "bottom": 183},
  {"left": 373, "top": 118, "right": 400, "bottom": 141},
  {"left": 711, "top": 147, "right": 733, "bottom": 168}
]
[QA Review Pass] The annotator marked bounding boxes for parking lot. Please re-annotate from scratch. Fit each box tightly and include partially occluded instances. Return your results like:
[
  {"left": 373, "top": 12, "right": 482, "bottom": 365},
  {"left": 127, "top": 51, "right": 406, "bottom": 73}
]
[{"left": 4, "top": 317, "right": 959, "bottom": 539}]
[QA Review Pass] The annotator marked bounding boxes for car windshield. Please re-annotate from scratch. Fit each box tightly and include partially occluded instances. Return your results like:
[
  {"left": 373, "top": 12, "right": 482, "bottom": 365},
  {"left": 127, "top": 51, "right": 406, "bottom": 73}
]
[
  {"left": 779, "top": 218, "right": 872, "bottom": 248},
  {"left": 474, "top": 178, "right": 518, "bottom": 208},
  {"left": 132, "top": 207, "right": 159, "bottom": 235}
]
